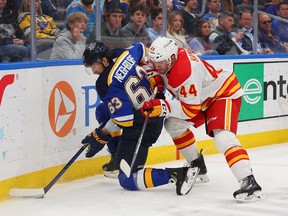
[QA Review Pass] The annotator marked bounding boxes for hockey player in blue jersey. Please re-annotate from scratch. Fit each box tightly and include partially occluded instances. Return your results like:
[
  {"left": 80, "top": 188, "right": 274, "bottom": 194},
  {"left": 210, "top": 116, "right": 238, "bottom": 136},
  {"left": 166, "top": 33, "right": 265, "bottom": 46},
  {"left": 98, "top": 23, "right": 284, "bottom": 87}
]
[
  {"left": 82, "top": 102, "right": 121, "bottom": 178},
  {"left": 81, "top": 40, "right": 199, "bottom": 195}
]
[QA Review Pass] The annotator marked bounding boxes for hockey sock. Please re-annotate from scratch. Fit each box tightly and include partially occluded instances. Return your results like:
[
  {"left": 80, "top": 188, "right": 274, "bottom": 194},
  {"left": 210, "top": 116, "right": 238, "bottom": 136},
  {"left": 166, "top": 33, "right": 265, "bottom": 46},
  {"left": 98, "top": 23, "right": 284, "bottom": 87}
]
[
  {"left": 136, "top": 168, "right": 170, "bottom": 189},
  {"left": 173, "top": 130, "right": 199, "bottom": 162},
  {"left": 225, "top": 146, "right": 253, "bottom": 181}
]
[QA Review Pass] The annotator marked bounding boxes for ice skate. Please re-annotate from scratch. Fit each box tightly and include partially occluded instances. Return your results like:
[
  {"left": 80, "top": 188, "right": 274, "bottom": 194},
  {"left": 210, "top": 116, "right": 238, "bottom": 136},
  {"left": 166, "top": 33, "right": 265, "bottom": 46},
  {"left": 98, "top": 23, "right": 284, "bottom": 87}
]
[
  {"left": 102, "top": 153, "right": 119, "bottom": 178},
  {"left": 168, "top": 166, "right": 199, "bottom": 195},
  {"left": 233, "top": 175, "right": 265, "bottom": 202},
  {"left": 191, "top": 149, "right": 209, "bottom": 183}
]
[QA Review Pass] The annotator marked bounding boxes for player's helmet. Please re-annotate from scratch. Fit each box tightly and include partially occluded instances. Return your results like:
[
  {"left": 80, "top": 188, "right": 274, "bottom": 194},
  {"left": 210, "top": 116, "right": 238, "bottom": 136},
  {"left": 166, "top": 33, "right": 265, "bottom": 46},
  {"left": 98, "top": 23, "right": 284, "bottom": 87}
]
[
  {"left": 82, "top": 41, "right": 110, "bottom": 67},
  {"left": 148, "top": 37, "right": 178, "bottom": 69}
]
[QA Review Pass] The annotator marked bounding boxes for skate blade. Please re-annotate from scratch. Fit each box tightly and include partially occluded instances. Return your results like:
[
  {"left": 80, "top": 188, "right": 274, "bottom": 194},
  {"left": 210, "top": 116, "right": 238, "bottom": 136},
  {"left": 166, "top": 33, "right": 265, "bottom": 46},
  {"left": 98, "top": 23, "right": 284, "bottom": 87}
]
[
  {"left": 180, "top": 167, "right": 200, "bottom": 195},
  {"left": 235, "top": 190, "right": 266, "bottom": 203},
  {"left": 104, "top": 170, "right": 119, "bottom": 179},
  {"left": 196, "top": 173, "right": 210, "bottom": 183}
]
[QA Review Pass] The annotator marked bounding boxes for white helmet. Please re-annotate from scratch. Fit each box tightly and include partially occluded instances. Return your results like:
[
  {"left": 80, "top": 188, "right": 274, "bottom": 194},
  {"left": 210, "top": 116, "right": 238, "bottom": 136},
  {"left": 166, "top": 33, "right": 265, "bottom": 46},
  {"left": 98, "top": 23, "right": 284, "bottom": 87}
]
[{"left": 148, "top": 37, "right": 178, "bottom": 68}]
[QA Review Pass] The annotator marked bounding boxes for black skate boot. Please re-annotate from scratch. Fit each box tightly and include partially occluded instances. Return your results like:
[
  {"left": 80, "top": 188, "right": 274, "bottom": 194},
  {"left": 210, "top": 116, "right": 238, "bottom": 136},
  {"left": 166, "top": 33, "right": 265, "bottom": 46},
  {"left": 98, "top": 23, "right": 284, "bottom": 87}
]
[
  {"left": 168, "top": 166, "right": 199, "bottom": 195},
  {"left": 233, "top": 175, "right": 265, "bottom": 202},
  {"left": 191, "top": 149, "right": 209, "bottom": 183},
  {"left": 102, "top": 152, "right": 119, "bottom": 178}
]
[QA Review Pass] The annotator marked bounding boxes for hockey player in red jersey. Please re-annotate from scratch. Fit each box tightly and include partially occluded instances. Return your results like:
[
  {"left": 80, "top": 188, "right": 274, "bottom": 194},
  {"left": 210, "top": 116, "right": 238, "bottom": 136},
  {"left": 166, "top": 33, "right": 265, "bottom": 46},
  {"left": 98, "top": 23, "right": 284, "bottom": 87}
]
[
  {"left": 82, "top": 40, "right": 200, "bottom": 195},
  {"left": 143, "top": 36, "right": 264, "bottom": 202}
]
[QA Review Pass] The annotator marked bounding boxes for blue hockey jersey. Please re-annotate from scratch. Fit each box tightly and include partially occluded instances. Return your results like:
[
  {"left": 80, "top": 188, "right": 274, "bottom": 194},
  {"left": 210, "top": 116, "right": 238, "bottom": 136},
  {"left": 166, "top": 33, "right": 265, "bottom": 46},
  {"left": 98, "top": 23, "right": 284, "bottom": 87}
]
[{"left": 96, "top": 43, "right": 153, "bottom": 128}]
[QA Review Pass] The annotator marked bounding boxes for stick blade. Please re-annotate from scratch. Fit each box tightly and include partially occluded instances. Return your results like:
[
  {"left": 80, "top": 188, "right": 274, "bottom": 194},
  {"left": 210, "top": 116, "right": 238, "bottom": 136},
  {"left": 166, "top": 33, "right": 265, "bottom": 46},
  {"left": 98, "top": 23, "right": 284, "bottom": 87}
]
[
  {"left": 9, "top": 188, "right": 45, "bottom": 198},
  {"left": 120, "top": 159, "right": 131, "bottom": 177}
]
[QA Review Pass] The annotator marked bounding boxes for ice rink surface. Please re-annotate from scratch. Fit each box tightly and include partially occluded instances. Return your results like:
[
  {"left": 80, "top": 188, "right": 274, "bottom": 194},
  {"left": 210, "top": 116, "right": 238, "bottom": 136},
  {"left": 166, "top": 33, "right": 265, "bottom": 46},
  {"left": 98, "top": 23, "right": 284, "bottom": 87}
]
[{"left": 1, "top": 143, "right": 288, "bottom": 216}]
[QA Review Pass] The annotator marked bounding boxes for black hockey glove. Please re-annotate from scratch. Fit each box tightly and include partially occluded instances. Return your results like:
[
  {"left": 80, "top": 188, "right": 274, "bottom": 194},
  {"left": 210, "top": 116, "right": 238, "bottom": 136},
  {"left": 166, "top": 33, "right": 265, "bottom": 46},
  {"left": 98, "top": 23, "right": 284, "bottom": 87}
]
[{"left": 81, "top": 128, "right": 110, "bottom": 158}]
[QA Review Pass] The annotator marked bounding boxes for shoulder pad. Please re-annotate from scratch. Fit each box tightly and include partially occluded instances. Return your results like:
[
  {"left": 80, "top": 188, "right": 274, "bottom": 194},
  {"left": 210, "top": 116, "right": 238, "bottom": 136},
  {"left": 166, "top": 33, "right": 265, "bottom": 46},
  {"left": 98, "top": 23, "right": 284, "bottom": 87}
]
[{"left": 168, "top": 49, "right": 192, "bottom": 89}]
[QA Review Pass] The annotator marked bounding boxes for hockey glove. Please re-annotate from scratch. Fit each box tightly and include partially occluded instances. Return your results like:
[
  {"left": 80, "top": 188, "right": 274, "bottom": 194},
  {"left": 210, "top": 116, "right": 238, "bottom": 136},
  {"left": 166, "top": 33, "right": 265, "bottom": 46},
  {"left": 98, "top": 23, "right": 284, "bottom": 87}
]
[
  {"left": 149, "top": 75, "right": 165, "bottom": 94},
  {"left": 140, "top": 99, "right": 170, "bottom": 118},
  {"left": 81, "top": 128, "right": 110, "bottom": 158},
  {"left": 150, "top": 75, "right": 166, "bottom": 99}
]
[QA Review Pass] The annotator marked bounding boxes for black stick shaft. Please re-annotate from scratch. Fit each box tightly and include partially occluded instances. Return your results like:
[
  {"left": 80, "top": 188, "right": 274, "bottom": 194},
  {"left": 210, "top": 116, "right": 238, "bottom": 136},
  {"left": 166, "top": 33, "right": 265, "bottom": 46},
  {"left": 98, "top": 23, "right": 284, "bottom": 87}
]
[
  {"left": 43, "top": 145, "right": 88, "bottom": 194},
  {"left": 129, "top": 113, "right": 150, "bottom": 174},
  {"left": 129, "top": 87, "right": 158, "bottom": 174}
]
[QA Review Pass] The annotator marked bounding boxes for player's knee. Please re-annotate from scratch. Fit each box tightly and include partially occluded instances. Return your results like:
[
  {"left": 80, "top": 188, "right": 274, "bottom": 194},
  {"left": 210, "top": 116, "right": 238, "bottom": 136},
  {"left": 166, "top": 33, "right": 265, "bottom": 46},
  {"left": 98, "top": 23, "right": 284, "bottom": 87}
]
[
  {"left": 164, "top": 117, "right": 190, "bottom": 137},
  {"left": 118, "top": 172, "right": 138, "bottom": 191},
  {"left": 214, "top": 129, "right": 241, "bottom": 153}
]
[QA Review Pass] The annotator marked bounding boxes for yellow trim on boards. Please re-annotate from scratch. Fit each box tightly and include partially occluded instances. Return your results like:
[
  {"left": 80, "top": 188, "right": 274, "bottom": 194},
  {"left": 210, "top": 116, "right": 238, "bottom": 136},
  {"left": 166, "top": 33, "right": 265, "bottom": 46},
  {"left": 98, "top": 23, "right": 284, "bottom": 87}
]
[{"left": 1, "top": 129, "right": 287, "bottom": 202}]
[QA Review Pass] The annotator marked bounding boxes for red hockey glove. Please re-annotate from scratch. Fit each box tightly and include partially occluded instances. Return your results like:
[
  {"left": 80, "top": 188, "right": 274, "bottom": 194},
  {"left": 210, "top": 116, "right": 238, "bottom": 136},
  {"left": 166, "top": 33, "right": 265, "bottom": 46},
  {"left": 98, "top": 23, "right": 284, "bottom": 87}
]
[
  {"left": 140, "top": 99, "right": 170, "bottom": 118},
  {"left": 149, "top": 75, "right": 164, "bottom": 94}
]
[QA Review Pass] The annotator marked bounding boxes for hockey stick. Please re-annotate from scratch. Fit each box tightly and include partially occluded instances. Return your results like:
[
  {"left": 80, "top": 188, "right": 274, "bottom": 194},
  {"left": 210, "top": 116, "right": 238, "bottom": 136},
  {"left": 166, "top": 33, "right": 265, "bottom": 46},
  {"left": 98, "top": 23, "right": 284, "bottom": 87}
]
[
  {"left": 120, "top": 88, "right": 158, "bottom": 177},
  {"left": 120, "top": 110, "right": 151, "bottom": 177},
  {"left": 9, "top": 144, "right": 88, "bottom": 198}
]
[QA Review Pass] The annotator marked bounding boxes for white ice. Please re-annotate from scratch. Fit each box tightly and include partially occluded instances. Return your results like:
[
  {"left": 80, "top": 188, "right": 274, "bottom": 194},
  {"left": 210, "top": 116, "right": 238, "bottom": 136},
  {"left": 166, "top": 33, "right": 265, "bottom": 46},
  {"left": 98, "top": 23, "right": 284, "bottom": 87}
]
[{"left": 1, "top": 143, "right": 288, "bottom": 216}]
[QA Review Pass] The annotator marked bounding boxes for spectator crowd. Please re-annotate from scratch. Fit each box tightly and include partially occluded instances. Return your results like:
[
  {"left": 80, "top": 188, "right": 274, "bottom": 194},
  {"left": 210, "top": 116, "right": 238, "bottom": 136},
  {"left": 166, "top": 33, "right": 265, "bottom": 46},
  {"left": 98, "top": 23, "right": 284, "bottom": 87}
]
[{"left": 1, "top": 0, "right": 288, "bottom": 62}]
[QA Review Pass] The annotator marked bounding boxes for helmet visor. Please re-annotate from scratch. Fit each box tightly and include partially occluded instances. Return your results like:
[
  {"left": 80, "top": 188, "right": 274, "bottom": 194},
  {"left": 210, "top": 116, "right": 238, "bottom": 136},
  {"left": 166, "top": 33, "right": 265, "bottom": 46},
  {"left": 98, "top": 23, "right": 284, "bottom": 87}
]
[
  {"left": 84, "top": 62, "right": 104, "bottom": 75},
  {"left": 148, "top": 59, "right": 169, "bottom": 75},
  {"left": 150, "top": 59, "right": 168, "bottom": 68},
  {"left": 84, "top": 67, "right": 94, "bottom": 75}
]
